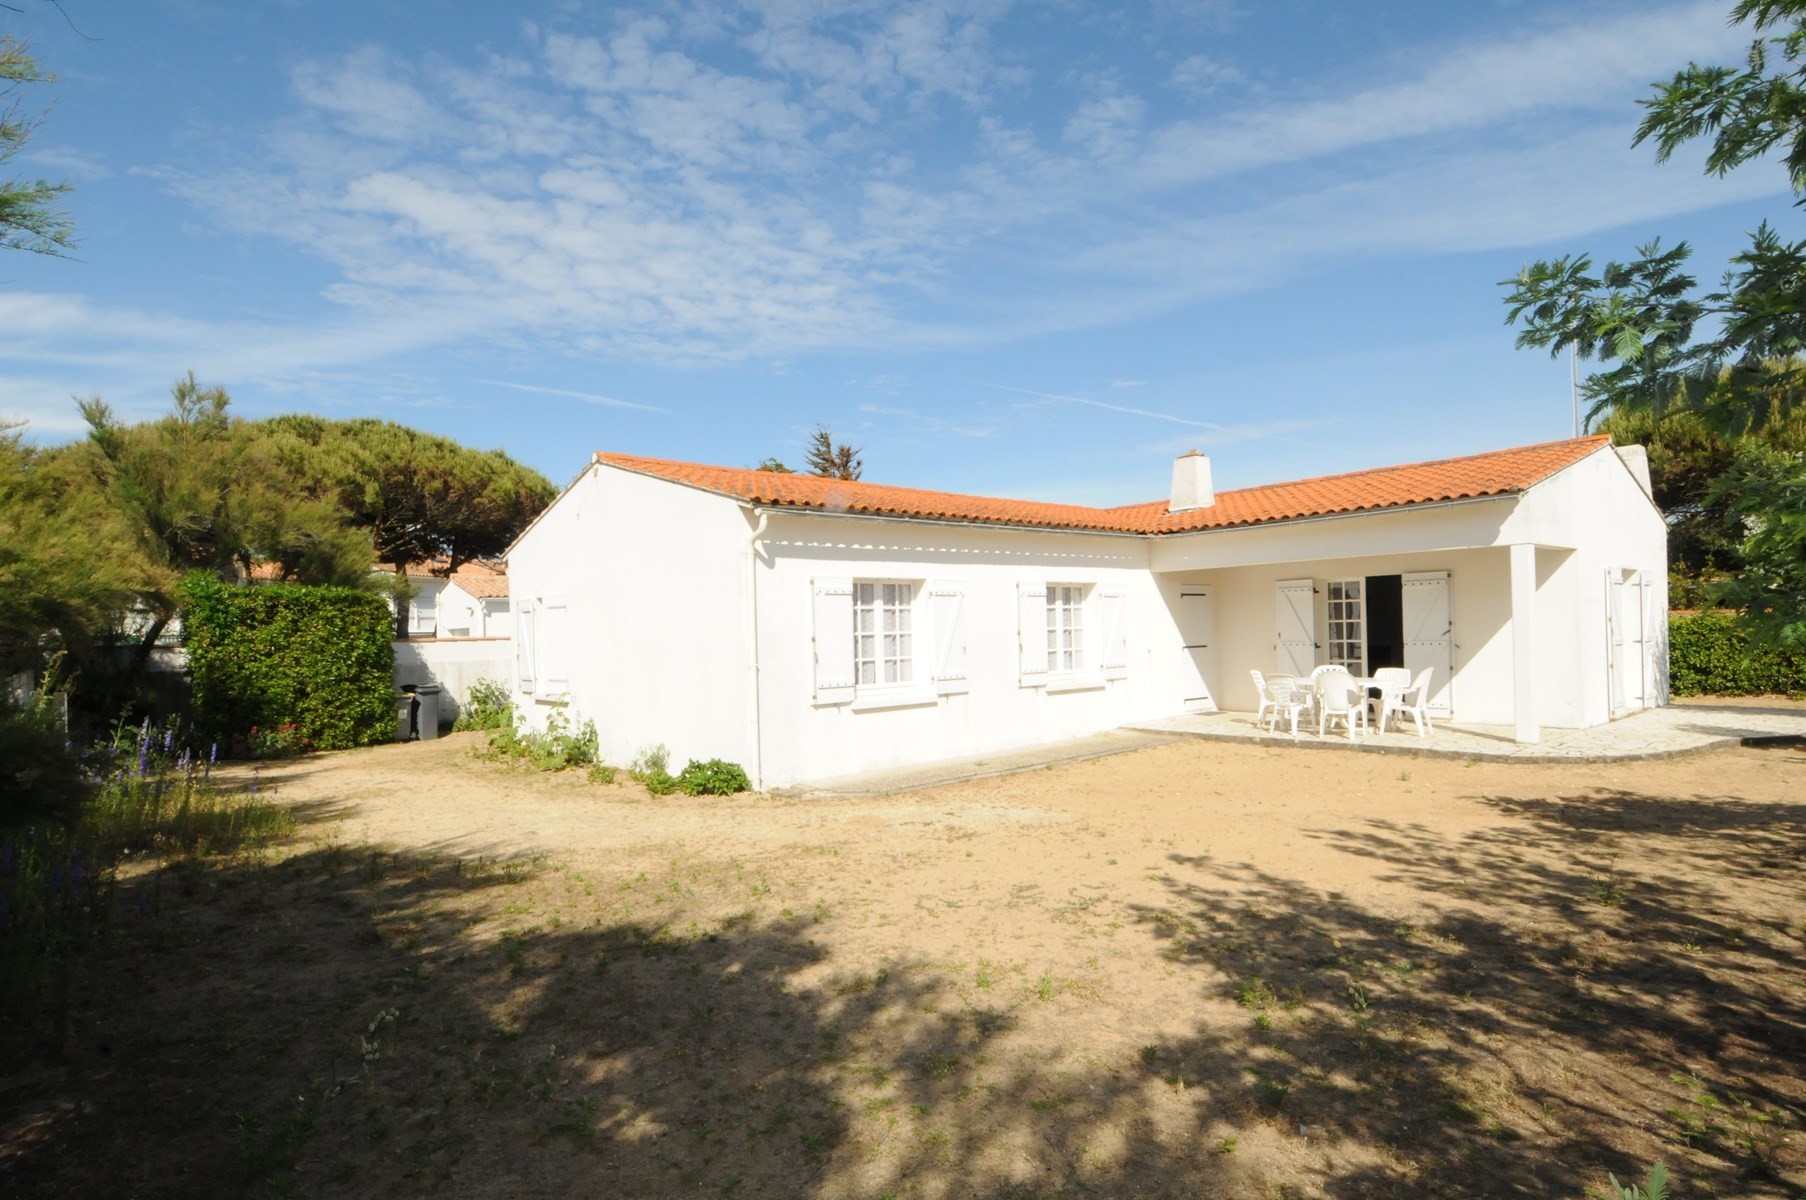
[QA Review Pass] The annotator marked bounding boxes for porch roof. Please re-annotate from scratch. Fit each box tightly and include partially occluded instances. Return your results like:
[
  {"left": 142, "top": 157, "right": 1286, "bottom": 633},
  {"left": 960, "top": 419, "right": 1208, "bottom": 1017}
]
[{"left": 594, "top": 435, "right": 1610, "bottom": 536}]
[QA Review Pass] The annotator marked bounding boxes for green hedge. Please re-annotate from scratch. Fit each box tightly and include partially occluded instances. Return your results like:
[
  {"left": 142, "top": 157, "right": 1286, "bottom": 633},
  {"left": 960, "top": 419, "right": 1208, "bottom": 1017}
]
[
  {"left": 1669, "top": 611, "right": 1806, "bottom": 697},
  {"left": 180, "top": 573, "right": 395, "bottom": 751}
]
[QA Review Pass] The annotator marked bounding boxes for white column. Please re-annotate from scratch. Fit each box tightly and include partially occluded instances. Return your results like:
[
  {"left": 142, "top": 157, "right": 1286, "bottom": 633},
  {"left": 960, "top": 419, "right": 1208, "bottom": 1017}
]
[{"left": 1510, "top": 543, "right": 1538, "bottom": 744}]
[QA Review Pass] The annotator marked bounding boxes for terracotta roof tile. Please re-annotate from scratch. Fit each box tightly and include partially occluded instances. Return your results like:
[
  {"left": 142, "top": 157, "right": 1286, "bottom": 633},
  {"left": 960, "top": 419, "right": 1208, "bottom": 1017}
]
[
  {"left": 451, "top": 575, "right": 511, "bottom": 598},
  {"left": 594, "top": 436, "right": 1612, "bottom": 536},
  {"left": 404, "top": 556, "right": 505, "bottom": 578}
]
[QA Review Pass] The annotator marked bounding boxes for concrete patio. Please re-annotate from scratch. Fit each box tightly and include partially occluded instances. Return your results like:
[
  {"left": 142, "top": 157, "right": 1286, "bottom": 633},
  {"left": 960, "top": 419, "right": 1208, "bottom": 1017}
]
[{"left": 1125, "top": 698, "right": 1806, "bottom": 763}]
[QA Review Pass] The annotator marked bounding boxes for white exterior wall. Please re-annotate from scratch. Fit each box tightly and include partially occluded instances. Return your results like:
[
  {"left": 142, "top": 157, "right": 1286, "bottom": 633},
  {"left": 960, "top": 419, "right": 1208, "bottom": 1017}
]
[
  {"left": 506, "top": 464, "right": 754, "bottom": 772},
  {"left": 749, "top": 513, "right": 1169, "bottom": 787},
  {"left": 1501, "top": 446, "right": 1669, "bottom": 725},
  {"left": 481, "top": 598, "right": 513, "bottom": 639},
  {"left": 1149, "top": 444, "right": 1667, "bottom": 731},
  {"left": 436, "top": 581, "right": 486, "bottom": 639},
  {"left": 1167, "top": 545, "right": 1514, "bottom": 722},
  {"left": 510, "top": 444, "right": 1667, "bottom": 786}
]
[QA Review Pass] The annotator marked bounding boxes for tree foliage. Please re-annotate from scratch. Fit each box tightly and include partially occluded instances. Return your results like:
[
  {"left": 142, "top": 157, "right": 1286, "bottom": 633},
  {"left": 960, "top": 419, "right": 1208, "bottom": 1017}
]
[
  {"left": 804, "top": 425, "right": 863, "bottom": 480},
  {"left": 1502, "top": 1, "right": 1806, "bottom": 434},
  {"left": 0, "top": 36, "right": 73, "bottom": 257},
  {"left": 262, "top": 415, "right": 556, "bottom": 575},
  {"left": 754, "top": 457, "right": 793, "bottom": 473},
  {"left": 66, "top": 374, "right": 376, "bottom": 650},
  {"left": 1502, "top": 0, "right": 1806, "bottom": 646},
  {"left": 0, "top": 423, "right": 146, "bottom": 676},
  {"left": 1598, "top": 402, "right": 1806, "bottom": 578}
]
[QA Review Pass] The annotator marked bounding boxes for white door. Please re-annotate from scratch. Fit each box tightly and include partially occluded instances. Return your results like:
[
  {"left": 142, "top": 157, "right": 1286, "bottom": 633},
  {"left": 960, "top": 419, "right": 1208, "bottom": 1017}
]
[
  {"left": 1607, "top": 570, "right": 1647, "bottom": 717},
  {"left": 1402, "top": 571, "right": 1454, "bottom": 717},
  {"left": 1274, "top": 579, "right": 1316, "bottom": 676},
  {"left": 1177, "top": 587, "right": 1216, "bottom": 711}
]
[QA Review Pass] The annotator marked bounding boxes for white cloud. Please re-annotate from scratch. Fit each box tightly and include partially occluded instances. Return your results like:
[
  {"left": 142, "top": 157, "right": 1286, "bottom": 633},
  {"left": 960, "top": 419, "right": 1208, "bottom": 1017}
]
[
  {"left": 1166, "top": 54, "right": 1243, "bottom": 96},
  {"left": 1135, "top": 1, "right": 1748, "bottom": 188},
  {"left": 1063, "top": 89, "right": 1146, "bottom": 162},
  {"left": 477, "top": 379, "right": 672, "bottom": 413},
  {"left": 48, "top": 0, "right": 1782, "bottom": 383}
]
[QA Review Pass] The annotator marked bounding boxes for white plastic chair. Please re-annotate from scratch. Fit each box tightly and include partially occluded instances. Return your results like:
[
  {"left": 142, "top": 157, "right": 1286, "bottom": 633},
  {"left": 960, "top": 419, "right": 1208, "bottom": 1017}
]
[
  {"left": 1391, "top": 667, "right": 1435, "bottom": 738},
  {"left": 1251, "top": 669, "right": 1308, "bottom": 738},
  {"left": 1369, "top": 666, "right": 1412, "bottom": 733},
  {"left": 1250, "top": 669, "right": 1277, "bottom": 730},
  {"left": 1316, "top": 672, "right": 1367, "bottom": 741}
]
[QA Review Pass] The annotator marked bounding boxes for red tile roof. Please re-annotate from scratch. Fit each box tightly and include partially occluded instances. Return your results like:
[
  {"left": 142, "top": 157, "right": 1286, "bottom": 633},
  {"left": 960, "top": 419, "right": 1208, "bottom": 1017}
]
[
  {"left": 449, "top": 574, "right": 511, "bottom": 598},
  {"left": 594, "top": 436, "right": 1611, "bottom": 536},
  {"left": 404, "top": 556, "right": 505, "bottom": 578}
]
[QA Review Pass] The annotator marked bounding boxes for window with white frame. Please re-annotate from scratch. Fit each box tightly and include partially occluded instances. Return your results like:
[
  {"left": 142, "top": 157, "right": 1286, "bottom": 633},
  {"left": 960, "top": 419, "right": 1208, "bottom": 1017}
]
[
  {"left": 409, "top": 587, "right": 438, "bottom": 637},
  {"left": 853, "top": 582, "right": 914, "bottom": 686},
  {"left": 1326, "top": 578, "right": 1365, "bottom": 674},
  {"left": 1046, "top": 584, "right": 1086, "bottom": 672}
]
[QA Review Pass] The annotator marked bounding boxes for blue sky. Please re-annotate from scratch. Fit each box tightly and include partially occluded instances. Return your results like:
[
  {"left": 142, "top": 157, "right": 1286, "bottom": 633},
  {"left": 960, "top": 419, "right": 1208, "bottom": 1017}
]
[{"left": 1, "top": 0, "right": 1793, "bottom": 503}]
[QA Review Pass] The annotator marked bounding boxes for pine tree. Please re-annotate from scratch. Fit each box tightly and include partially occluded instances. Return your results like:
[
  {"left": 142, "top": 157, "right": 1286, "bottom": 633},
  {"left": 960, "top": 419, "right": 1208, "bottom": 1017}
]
[{"left": 804, "top": 426, "right": 863, "bottom": 480}]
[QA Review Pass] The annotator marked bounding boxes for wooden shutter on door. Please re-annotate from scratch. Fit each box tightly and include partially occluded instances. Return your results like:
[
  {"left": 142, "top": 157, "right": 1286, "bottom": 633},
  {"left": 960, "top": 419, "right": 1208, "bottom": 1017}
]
[
  {"left": 1274, "top": 579, "right": 1316, "bottom": 676},
  {"left": 1402, "top": 571, "right": 1453, "bottom": 717},
  {"left": 1099, "top": 589, "right": 1128, "bottom": 680},
  {"left": 1018, "top": 582, "right": 1049, "bottom": 686},
  {"left": 1606, "top": 571, "right": 1626, "bottom": 716},
  {"left": 515, "top": 601, "right": 537, "bottom": 694},
  {"left": 811, "top": 578, "right": 856, "bottom": 706},
  {"left": 1628, "top": 575, "right": 1649, "bottom": 708},
  {"left": 927, "top": 580, "right": 968, "bottom": 696}
]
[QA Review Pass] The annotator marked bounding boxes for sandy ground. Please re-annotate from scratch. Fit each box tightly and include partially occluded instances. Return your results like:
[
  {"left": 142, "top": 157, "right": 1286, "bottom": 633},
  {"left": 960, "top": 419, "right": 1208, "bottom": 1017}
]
[{"left": 6, "top": 723, "right": 1806, "bottom": 1199}]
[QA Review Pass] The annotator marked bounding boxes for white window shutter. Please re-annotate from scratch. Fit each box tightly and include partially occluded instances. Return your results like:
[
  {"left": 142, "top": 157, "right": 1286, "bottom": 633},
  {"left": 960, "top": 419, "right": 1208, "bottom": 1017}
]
[
  {"left": 541, "top": 601, "right": 569, "bottom": 693},
  {"left": 1017, "top": 582, "right": 1049, "bottom": 686},
  {"left": 1274, "top": 579, "right": 1316, "bottom": 676},
  {"left": 1099, "top": 588, "right": 1128, "bottom": 680},
  {"left": 1402, "top": 571, "right": 1453, "bottom": 717},
  {"left": 516, "top": 602, "right": 537, "bottom": 694},
  {"left": 928, "top": 580, "right": 968, "bottom": 695},
  {"left": 811, "top": 578, "right": 856, "bottom": 706}
]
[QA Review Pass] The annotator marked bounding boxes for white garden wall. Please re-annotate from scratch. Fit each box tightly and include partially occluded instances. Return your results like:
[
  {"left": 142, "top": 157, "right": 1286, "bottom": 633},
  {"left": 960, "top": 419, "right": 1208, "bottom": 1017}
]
[{"left": 392, "top": 638, "right": 512, "bottom": 728}]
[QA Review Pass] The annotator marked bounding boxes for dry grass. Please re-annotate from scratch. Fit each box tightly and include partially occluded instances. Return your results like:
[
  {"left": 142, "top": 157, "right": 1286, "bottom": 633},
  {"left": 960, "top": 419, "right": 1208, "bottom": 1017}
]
[{"left": 3, "top": 733, "right": 1805, "bottom": 1199}]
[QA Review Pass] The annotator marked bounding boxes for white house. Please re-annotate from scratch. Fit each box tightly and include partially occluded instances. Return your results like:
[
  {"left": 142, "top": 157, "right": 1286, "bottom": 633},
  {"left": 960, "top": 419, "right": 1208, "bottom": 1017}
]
[
  {"left": 391, "top": 559, "right": 513, "bottom": 640},
  {"left": 504, "top": 435, "right": 1667, "bottom": 789}
]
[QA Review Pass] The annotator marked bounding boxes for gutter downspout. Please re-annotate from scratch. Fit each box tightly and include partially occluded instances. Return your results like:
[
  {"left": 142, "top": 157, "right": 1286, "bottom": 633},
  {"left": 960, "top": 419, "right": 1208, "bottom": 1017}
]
[{"left": 745, "top": 509, "right": 769, "bottom": 792}]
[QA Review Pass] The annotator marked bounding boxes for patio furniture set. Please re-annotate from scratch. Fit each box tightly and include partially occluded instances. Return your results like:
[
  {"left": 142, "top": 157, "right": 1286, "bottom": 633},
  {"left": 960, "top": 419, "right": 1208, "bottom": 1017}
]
[{"left": 1249, "top": 665, "right": 1434, "bottom": 742}]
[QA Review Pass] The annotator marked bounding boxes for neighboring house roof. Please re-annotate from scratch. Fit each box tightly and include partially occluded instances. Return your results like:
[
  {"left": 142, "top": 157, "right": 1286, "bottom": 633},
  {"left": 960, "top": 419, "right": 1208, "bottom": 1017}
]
[
  {"left": 593, "top": 436, "right": 1612, "bottom": 536},
  {"left": 452, "top": 575, "right": 511, "bottom": 599},
  {"left": 403, "top": 556, "right": 506, "bottom": 578}
]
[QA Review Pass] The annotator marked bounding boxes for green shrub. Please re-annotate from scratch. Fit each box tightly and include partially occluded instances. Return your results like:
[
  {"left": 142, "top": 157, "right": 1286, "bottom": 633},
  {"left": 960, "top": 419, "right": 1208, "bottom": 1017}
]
[
  {"left": 477, "top": 708, "right": 598, "bottom": 772},
  {"left": 452, "top": 677, "right": 513, "bottom": 732},
  {"left": 629, "top": 744, "right": 677, "bottom": 795},
  {"left": 0, "top": 692, "right": 88, "bottom": 831},
  {"left": 1669, "top": 611, "right": 1806, "bottom": 696},
  {"left": 1590, "top": 1163, "right": 1669, "bottom": 1200},
  {"left": 676, "top": 758, "right": 751, "bottom": 796},
  {"left": 180, "top": 573, "right": 394, "bottom": 752}
]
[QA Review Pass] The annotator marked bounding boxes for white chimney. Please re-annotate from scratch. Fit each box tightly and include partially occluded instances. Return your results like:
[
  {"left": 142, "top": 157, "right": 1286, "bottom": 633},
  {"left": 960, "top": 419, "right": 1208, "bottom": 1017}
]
[
  {"left": 1614, "top": 444, "right": 1654, "bottom": 499},
  {"left": 1170, "top": 449, "right": 1215, "bottom": 512}
]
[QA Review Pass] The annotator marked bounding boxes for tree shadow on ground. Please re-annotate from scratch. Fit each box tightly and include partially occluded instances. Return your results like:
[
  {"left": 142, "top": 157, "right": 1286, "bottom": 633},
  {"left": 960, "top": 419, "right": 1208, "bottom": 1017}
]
[
  {"left": 1082, "top": 776, "right": 1806, "bottom": 1198},
  {"left": 4, "top": 767, "right": 1805, "bottom": 1199}
]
